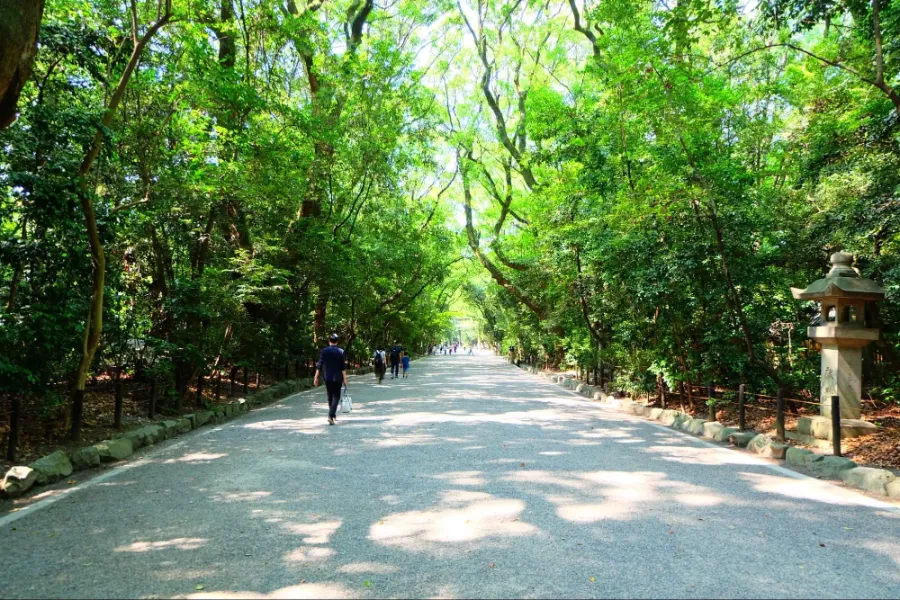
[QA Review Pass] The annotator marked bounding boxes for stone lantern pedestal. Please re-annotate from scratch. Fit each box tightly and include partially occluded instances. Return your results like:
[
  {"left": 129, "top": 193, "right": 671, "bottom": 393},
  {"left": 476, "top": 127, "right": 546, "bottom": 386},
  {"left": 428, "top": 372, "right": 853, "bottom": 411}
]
[{"left": 792, "top": 252, "right": 884, "bottom": 440}]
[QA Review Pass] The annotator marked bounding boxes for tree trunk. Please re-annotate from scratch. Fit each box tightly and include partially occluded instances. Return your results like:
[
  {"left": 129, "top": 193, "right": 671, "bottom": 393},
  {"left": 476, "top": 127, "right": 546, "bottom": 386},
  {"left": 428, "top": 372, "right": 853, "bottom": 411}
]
[
  {"left": 0, "top": 0, "right": 44, "bottom": 128},
  {"left": 313, "top": 289, "right": 328, "bottom": 345},
  {"left": 69, "top": 5, "right": 172, "bottom": 440},
  {"left": 230, "top": 366, "right": 238, "bottom": 396}
]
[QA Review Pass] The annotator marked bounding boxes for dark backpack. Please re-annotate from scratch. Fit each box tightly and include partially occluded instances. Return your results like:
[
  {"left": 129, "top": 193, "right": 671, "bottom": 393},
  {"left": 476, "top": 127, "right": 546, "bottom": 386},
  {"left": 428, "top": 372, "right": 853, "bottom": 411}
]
[{"left": 375, "top": 351, "right": 384, "bottom": 367}]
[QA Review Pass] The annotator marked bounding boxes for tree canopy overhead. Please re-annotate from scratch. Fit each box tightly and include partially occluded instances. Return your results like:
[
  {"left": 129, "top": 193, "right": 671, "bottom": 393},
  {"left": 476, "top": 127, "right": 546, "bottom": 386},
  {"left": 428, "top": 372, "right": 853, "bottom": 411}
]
[{"left": 2, "top": 0, "right": 899, "bottom": 441}]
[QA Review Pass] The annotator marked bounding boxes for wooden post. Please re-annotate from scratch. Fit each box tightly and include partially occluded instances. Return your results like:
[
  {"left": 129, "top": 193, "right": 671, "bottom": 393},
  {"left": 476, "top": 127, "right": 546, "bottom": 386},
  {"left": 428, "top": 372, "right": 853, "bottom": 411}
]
[
  {"left": 831, "top": 395, "right": 841, "bottom": 457},
  {"left": 7, "top": 396, "right": 21, "bottom": 462},
  {"left": 148, "top": 379, "right": 157, "bottom": 419},
  {"left": 196, "top": 371, "right": 205, "bottom": 406},
  {"left": 659, "top": 374, "right": 666, "bottom": 409},
  {"left": 230, "top": 366, "right": 238, "bottom": 397},
  {"left": 113, "top": 366, "right": 123, "bottom": 429},
  {"left": 707, "top": 382, "right": 715, "bottom": 422},
  {"left": 214, "top": 370, "right": 221, "bottom": 402},
  {"left": 738, "top": 384, "right": 745, "bottom": 431},
  {"left": 174, "top": 377, "right": 183, "bottom": 414},
  {"left": 776, "top": 384, "right": 785, "bottom": 443}
]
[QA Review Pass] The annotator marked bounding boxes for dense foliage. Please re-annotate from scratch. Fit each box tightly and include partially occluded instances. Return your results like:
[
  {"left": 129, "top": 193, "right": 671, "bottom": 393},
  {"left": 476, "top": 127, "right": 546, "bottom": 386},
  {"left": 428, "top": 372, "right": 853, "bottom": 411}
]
[
  {"left": 439, "top": 0, "right": 900, "bottom": 401},
  {"left": 0, "top": 0, "right": 462, "bottom": 438},
  {"left": 2, "top": 0, "right": 899, "bottom": 444}
]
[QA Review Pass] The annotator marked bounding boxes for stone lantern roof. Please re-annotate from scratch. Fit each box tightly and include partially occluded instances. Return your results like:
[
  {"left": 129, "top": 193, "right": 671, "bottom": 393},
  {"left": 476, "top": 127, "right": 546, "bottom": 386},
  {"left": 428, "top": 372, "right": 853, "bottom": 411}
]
[{"left": 791, "top": 252, "right": 886, "bottom": 301}]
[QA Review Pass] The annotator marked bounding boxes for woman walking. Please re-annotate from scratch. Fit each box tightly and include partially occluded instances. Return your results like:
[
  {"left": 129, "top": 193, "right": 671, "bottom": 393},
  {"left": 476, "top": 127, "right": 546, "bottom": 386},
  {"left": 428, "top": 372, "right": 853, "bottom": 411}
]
[{"left": 373, "top": 347, "right": 387, "bottom": 383}]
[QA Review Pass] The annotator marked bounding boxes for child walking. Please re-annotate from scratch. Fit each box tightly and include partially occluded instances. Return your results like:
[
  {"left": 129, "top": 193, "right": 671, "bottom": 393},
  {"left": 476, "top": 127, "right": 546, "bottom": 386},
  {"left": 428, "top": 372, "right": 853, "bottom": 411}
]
[{"left": 402, "top": 351, "right": 411, "bottom": 378}]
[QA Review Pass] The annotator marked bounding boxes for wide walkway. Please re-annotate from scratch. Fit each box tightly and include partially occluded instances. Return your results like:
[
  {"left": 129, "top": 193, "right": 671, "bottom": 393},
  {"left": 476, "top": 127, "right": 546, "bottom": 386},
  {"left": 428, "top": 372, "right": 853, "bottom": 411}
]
[{"left": 1, "top": 355, "right": 899, "bottom": 598}]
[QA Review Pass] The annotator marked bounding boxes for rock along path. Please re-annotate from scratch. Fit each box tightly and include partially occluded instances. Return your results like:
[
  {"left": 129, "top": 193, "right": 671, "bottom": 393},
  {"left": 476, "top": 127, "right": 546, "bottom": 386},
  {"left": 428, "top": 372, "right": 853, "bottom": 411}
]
[{"left": 1, "top": 355, "right": 899, "bottom": 599}]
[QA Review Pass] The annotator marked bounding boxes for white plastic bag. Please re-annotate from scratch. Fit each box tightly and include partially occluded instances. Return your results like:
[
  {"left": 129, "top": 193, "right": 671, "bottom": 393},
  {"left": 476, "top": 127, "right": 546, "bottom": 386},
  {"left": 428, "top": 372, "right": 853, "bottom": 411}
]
[{"left": 341, "top": 390, "right": 352, "bottom": 413}]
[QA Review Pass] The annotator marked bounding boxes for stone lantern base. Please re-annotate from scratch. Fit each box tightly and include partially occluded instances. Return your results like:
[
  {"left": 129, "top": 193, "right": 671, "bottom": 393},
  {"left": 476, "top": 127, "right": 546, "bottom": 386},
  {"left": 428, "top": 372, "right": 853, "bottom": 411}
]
[{"left": 797, "top": 416, "right": 877, "bottom": 441}]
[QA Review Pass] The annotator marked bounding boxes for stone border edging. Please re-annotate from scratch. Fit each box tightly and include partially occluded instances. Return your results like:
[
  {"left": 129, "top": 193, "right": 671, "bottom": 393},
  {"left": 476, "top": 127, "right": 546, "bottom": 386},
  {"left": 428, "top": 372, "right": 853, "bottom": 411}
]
[
  {"left": 517, "top": 364, "right": 900, "bottom": 501},
  {"left": 0, "top": 364, "right": 379, "bottom": 499}
]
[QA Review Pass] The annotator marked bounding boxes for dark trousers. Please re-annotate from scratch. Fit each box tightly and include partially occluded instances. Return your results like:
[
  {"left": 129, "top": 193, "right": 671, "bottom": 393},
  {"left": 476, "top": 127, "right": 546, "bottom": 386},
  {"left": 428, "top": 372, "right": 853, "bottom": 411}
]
[
  {"left": 391, "top": 361, "right": 400, "bottom": 377},
  {"left": 325, "top": 380, "right": 342, "bottom": 419}
]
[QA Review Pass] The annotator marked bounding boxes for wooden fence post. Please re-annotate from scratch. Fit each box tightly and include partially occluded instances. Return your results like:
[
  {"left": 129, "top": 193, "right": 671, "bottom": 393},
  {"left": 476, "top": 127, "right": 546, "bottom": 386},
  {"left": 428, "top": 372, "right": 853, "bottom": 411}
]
[
  {"left": 148, "top": 379, "right": 157, "bottom": 419},
  {"left": 776, "top": 384, "right": 786, "bottom": 443},
  {"left": 196, "top": 371, "right": 205, "bottom": 406},
  {"left": 738, "top": 384, "right": 745, "bottom": 431},
  {"left": 7, "top": 396, "right": 21, "bottom": 462},
  {"left": 113, "top": 366, "right": 123, "bottom": 429},
  {"left": 831, "top": 395, "right": 841, "bottom": 457}
]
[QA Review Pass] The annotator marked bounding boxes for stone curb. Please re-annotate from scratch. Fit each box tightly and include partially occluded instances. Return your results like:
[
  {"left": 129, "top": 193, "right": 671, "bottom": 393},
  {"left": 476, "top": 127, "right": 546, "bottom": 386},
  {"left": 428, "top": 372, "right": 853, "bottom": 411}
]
[{"left": 517, "top": 364, "right": 900, "bottom": 501}]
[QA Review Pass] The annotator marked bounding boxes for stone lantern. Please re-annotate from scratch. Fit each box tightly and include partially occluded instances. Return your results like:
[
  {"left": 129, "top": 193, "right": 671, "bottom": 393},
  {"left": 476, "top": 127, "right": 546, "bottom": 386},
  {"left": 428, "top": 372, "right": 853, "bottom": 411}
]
[{"left": 792, "top": 252, "right": 884, "bottom": 438}]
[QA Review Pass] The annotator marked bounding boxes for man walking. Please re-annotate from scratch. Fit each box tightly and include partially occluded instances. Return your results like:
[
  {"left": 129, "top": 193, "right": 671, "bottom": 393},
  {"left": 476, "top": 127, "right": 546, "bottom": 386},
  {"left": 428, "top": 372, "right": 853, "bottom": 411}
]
[
  {"left": 390, "top": 340, "right": 403, "bottom": 379},
  {"left": 313, "top": 333, "right": 348, "bottom": 426}
]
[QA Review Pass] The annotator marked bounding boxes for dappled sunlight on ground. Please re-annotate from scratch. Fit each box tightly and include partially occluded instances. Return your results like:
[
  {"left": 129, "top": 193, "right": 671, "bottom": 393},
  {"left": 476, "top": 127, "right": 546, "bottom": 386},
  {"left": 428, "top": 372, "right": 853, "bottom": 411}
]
[
  {"left": 431, "top": 471, "right": 486, "bottom": 486},
  {"left": 153, "top": 568, "right": 218, "bottom": 582},
  {"left": 164, "top": 452, "right": 229, "bottom": 464},
  {"left": 337, "top": 562, "right": 400, "bottom": 575},
  {"left": 282, "top": 519, "right": 342, "bottom": 544},
  {"left": 644, "top": 444, "right": 766, "bottom": 466},
  {"left": 210, "top": 491, "right": 272, "bottom": 503},
  {"left": 369, "top": 490, "right": 536, "bottom": 552},
  {"left": 740, "top": 472, "right": 893, "bottom": 509},
  {"left": 115, "top": 537, "right": 208, "bottom": 553},
  {"left": 244, "top": 418, "right": 337, "bottom": 434},
  {"left": 4, "top": 355, "right": 899, "bottom": 599},
  {"left": 185, "top": 583, "right": 353, "bottom": 599},
  {"left": 283, "top": 546, "right": 337, "bottom": 562}
]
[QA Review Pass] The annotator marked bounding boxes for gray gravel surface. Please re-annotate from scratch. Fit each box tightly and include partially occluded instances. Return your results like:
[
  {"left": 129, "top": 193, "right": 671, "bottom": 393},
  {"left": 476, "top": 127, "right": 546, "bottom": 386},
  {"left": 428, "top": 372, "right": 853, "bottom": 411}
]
[{"left": 1, "top": 355, "right": 899, "bottom": 599}]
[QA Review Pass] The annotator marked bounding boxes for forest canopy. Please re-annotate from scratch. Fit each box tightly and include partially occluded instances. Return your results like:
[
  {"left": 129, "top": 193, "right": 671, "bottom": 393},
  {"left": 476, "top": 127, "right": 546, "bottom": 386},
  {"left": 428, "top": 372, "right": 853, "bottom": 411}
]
[{"left": 1, "top": 0, "right": 899, "bottom": 441}]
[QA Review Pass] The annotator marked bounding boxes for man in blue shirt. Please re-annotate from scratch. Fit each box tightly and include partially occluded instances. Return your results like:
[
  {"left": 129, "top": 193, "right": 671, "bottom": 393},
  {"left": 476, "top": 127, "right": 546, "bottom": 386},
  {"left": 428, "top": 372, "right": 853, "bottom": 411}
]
[
  {"left": 389, "top": 341, "right": 403, "bottom": 379},
  {"left": 313, "top": 333, "right": 348, "bottom": 425}
]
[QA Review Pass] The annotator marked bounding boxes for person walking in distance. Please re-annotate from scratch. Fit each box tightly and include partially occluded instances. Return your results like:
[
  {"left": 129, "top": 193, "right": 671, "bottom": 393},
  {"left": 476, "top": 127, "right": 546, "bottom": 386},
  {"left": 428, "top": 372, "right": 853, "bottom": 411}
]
[
  {"left": 373, "top": 346, "right": 387, "bottom": 384},
  {"left": 390, "top": 341, "right": 403, "bottom": 379},
  {"left": 313, "top": 333, "right": 348, "bottom": 426},
  {"left": 402, "top": 351, "right": 411, "bottom": 378}
]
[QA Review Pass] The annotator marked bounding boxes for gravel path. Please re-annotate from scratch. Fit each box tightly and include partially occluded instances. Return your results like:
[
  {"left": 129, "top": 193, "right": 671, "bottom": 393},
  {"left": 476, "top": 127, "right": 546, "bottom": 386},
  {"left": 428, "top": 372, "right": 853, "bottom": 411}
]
[{"left": 1, "top": 354, "right": 899, "bottom": 599}]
